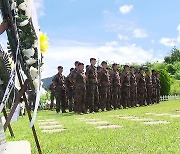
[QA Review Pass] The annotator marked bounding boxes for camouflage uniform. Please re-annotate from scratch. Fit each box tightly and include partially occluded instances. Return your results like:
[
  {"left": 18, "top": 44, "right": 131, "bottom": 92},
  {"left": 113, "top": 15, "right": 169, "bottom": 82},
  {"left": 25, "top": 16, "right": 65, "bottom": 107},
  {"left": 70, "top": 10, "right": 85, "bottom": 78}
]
[
  {"left": 156, "top": 77, "right": 161, "bottom": 103},
  {"left": 110, "top": 70, "right": 121, "bottom": 109},
  {"left": 73, "top": 70, "right": 86, "bottom": 114},
  {"left": 152, "top": 75, "right": 157, "bottom": 103},
  {"left": 137, "top": 73, "right": 146, "bottom": 106},
  {"left": 49, "top": 83, "right": 56, "bottom": 110},
  {"left": 65, "top": 73, "right": 74, "bottom": 112},
  {"left": 145, "top": 75, "right": 152, "bottom": 105},
  {"left": 121, "top": 71, "right": 130, "bottom": 108},
  {"left": 86, "top": 65, "right": 99, "bottom": 112},
  {"left": 70, "top": 68, "right": 78, "bottom": 111},
  {"left": 130, "top": 72, "right": 137, "bottom": 107},
  {"left": 98, "top": 68, "right": 111, "bottom": 111},
  {"left": 53, "top": 73, "right": 66, "bottom": 113}
]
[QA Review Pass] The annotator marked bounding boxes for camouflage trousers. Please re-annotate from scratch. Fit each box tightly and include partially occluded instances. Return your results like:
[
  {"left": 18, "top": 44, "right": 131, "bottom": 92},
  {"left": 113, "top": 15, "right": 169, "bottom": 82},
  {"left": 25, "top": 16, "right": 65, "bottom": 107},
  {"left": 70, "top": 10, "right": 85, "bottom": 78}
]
[
  {"left": 112, "top": 85, "right": 120, "bottom": 109},
  {"left": 67, "top": 87, "right": 74, "bottom": 112},
  {"left": 157, "top": 88, "right": 160, "bottom": 103},
  {"left": 130, "top": 86, "right": 137, "bottom": 107},
  {"left": 146, "top": 86, "right": 152, "bottom": 105},
  {"left": 152, "top": 85, "right": 157, "bottom": 103},
  {"left": 137, "top": 87, "right": 146, "bottom": 106},
  {"left": 50, "top": 92, "right": 55, "bottom": 110},
  {"left": 99, "top": 85, "right": 110, "bottom": 111},
  {"left": 87, "top": 84, "right": 99, "bottom": 112},
  {"left": 55, "top": 91, "right": 66, "bottom": 113},
  {"left": 121, "top": 86, "right": 130, "bottom": 108},
  {"left": 74, "top": 86, "right": 86, "bottom": 113}
]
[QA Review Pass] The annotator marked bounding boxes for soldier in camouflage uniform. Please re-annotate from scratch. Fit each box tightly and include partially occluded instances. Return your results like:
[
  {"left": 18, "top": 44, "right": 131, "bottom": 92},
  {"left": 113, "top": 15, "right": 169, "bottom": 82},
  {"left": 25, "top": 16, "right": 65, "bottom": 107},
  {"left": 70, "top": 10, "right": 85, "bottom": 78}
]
[
  {"left": 137, "top": 68, "right": 146, "bottom": 106},
  {"left": 130, "top": 66, "right": 137, "bottom": 107},
  {"left": 49, "top": 81, "right": 56, "bottom": 110},
  {"left": 151, "top": 70, "right": 157, "bottom": 103},
  {"left": 145, "top": 70, "right": 152, "bottom": 105},
  {"left": 73, "top": 63, "right": 86, "bottom": 114},
  {"left": 121, "top": 65, "right": 130, "bottom": 108},
  {"left": 86, "top": 58, "right": 99, "bottom": 113},
  {"left": 110, "top": 63, "right": 121, "bottom": 110},
  {"left": 70, "top": 61, "right": 80, "bottom": 112},
  {"left": 53, "top": 66, "right": 67, "bottom": 113},
  {"left": 156, "top": 72, "right": 161, "bottom": 103},
  {"left": 65, "top": 68, "right": 74, "bottom": 112},
  {"left": 98, "top": 61, "right": 111, "bottom": 111}
]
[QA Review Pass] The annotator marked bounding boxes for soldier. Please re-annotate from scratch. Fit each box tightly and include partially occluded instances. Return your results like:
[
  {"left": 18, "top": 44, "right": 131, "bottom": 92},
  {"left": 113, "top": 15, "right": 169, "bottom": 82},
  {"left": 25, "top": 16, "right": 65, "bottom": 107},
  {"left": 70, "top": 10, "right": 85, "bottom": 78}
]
[
  {"left": 49, "top": 80, "right": 56, "bottom": 110},
  {"left": 65, "top": 68, "right": 74, "bottom": 112},
  {"left": 130, "top": 66, "right": 137, "bottom": 107},
  {"left": 98, "top": 61, "right": 111, "bottom": 111},
  {"left": 121, "top": 65, "right": 130, "bottom": 108},
  {"left": 152, "top": 70, "right": 157, "bottom": 103},
  {"left": 53, "top": 66, "right": 67, "bottom": 113},
  {"left": 145, "top": 70, "right": 152, "bottom": 105},
  {"left": 86, "top": 58, "right": 99, "bottom": 113},
  {"left": 110, "top": 63, "right": 121, "bottom": 110},
  {"left": 73, "top": 63, "right": 86, "bottom": 114},
  {"left": 156, "top": 72, "right": 161, "bottom": 103},
  {"left": 70, "top": 61, "right": 80, "bottom": 112},
  {"left": 137, "top": 68, "right": 146, "bottom": 106},
  {"left": 97, "top": 66, "right": 102, "bottom": 110}
]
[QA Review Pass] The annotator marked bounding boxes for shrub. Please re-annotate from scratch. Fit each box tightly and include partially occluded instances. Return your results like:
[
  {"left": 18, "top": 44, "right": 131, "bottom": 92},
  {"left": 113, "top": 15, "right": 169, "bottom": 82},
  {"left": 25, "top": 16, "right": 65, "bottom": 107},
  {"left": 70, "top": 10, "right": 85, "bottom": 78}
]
[{"left": 158, "top": 69, "right": 171, "bottom": 95}]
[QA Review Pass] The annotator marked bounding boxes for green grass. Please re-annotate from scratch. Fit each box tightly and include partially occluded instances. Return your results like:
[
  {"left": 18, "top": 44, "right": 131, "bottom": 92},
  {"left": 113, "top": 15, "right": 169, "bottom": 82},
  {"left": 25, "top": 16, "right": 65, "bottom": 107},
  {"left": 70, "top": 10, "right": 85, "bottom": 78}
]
[{"left": 5, "top": 100, "right": 180, "bottom": 154}]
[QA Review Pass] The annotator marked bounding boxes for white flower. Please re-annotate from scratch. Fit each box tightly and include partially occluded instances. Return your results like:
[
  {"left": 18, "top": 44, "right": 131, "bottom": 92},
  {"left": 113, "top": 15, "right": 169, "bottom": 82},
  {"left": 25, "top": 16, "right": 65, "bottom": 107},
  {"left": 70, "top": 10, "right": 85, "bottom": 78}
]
[
  {"left": 22, "top": 48, "right": 35, "bottom": 58},
  {"left": 26, "top": 58, "right": 37, "bottom": 65},
  {"left": 19, "top": 19, "right": 29, "bottom": 27},
  {"left": 33, "top": 40, "right": 38, "bottom": 48},
  {"left": 25, "top": 7, "right": 31, "bottom": 19},
  {"left": 18, "top": 2, "right": 28, "bottom": 11},
  {"left": 33, "top": 79, "right": 43, "bottom": 91},
  {"left": 11, "top": 1, "right": 17, "bottom": 10},
  {"left": 30, "top": 66, "right": 38, "bottom": 80},
  {"left": 33, "top": 79, "right": 38, "bottom": 91}
]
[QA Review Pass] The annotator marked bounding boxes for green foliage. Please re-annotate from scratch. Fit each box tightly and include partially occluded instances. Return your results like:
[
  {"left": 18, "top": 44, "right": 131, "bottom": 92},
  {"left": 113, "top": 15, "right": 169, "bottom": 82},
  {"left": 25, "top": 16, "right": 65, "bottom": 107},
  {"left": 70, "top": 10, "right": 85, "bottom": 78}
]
[
  {"left": 158, "top": 69, "right": 171, "bottom": 95},
  {"left": 166, "top": 64, "right": 176, "bottom": 75},
  {"left": 40, "top": 92, "right": 50, "bottom": 104},
  {"left": 164, "top": 47, "right": 180, "bottom": 64},
  {"left": 170, "top": 79, "right": 180, "bottom": 94}
]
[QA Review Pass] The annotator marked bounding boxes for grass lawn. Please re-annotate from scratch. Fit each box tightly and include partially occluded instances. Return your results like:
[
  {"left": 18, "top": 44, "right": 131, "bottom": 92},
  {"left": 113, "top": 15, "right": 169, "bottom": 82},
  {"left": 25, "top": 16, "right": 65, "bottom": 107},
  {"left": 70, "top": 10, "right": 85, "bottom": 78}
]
[{"left": 5, "top": 100, "right": 180, "bottom": 154}]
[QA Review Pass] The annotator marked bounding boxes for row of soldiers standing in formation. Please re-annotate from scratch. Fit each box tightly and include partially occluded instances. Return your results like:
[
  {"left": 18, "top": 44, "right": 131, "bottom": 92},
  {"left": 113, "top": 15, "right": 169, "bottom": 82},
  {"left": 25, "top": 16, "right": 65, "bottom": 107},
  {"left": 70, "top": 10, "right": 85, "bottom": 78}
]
[{"left": 49, "top": 58, "right": 161, "bottom": 114}]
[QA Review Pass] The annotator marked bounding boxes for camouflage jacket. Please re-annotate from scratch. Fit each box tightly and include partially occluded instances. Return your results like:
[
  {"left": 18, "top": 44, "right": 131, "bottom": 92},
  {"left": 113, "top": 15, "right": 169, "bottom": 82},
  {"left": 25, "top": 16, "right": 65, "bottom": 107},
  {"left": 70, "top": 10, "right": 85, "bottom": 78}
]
[
  {"left": 98, "top": 68, "right": 110, "bottom": 86},
  {"left": 121, "top": 71, "right": 130, "bottom": 88},
  {"left": 145, "top": 75, "right": 152, "bottom": 88},
  {"left": 53, "top": 73, "right": 66, "bottom": 92},
  {"left": 86, "top": 65, "right": 97, "bottom": 84},
  {"left": 110, "top": 70, "right": 120, "bottom": 87},
  {"left": 137, "top": 73, "right": 146, "bottom": 88},
  {"left": 73, "top": 70, "right": 86, "bottom": 88}
]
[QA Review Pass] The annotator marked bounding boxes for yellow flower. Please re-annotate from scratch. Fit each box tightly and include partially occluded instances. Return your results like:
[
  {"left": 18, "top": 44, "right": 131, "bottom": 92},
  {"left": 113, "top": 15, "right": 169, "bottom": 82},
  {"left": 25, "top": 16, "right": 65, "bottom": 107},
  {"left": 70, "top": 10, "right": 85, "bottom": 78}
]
[{"left": 40, "top": 32, "right": 49, "bottom": 54}]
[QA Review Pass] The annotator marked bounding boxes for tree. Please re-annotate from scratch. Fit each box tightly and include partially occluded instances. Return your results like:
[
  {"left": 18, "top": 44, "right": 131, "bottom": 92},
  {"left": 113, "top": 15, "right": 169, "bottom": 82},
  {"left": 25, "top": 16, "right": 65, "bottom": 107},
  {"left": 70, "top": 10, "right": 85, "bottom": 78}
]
[
  {"left": 158, "top": 69, "right": 171, "bottom": 95},
  {"left": 164, "top": 47, "right": 180, "bottom": 64}
]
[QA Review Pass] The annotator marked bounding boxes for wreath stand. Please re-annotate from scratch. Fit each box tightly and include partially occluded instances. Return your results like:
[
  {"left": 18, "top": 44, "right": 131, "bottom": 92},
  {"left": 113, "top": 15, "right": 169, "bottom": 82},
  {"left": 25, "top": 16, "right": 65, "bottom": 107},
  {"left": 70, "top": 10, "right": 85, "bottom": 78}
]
[{"left": 1, "top": 67, "right": 42, "bottom": 154}]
